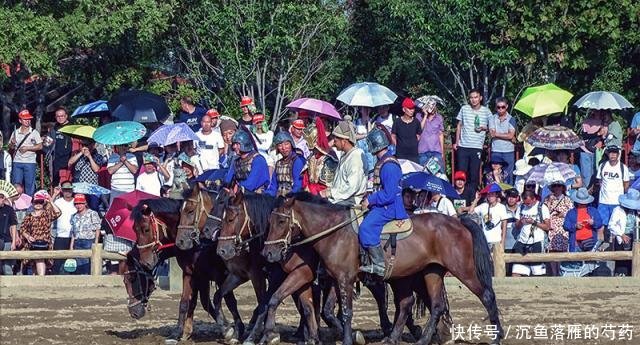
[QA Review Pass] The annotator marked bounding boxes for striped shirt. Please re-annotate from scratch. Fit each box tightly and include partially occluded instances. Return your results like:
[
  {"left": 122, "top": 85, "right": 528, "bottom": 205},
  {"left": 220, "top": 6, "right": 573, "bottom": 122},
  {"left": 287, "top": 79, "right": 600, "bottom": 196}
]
[
  {"left": 456, "top": 104, "right": 492, "bottom": 149},
  {"left": 107, "top": 153, "right": 137, "bottom": 192}
]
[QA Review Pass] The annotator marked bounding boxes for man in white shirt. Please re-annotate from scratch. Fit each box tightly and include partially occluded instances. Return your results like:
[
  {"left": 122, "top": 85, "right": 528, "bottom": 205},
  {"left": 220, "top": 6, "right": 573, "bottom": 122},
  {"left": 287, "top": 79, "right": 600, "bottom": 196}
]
[
  {"left": 596, "top": 145, "right": 630, "bottom": 226},
  {"left": 513, "top": 190, "right": 551, "bottom": 276},
  {"left": 107, "top": 144, "right": 138, "bottom": 203},
  {"left": 52, "top": 181, "right": 77, "bottom": 274},
  {"left": 135, "top": 154, "right": 164, "bottom": 196},
  {"left": 428, "top": 192, "right": 457, "bottom": 217},
  {"left": 473, "top": 191, "right": 507, "bottom": 247},
  {"left": 9, "top": 110, "right": 42, "bottom": 196},
  {"left": 196, "top": 113, "right": 225, "bottom": 171}
]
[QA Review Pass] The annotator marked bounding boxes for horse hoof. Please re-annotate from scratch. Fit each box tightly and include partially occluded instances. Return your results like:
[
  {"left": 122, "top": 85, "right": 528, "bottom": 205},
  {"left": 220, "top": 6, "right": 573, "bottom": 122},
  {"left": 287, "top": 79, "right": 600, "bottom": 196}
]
[
  {"left": 354, "top": 330, "right": 365, "bottom": 345},
  {"left": 164, "top": 339, "right": 178, "bottom": 345},
  {"left": 228, "top": 339, "right": 240, "bottom": 345},
  {"left": 381, "top": 337, "right": 396, "bottom": 345},
  {"left": 409, "top": 325, "right": 423, "bottom": 342},
  {"left": 242, "top": 341, "right": 255, "bottom": 345},
  {"left": 224, "top": 327, "right": 236, "bottom": 341},
  {"left": 267, "top": 335, "right": 280, "bottom": 345}
]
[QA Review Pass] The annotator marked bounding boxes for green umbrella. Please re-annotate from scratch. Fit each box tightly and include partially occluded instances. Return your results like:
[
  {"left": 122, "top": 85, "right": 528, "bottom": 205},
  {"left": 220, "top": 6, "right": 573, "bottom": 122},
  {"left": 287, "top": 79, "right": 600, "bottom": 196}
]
[
  {"left": 93, "top": 121, "right": 147, "bottom": 145},
  {"left": 514, "top": 83, "right": 573, "bottom": 118}
]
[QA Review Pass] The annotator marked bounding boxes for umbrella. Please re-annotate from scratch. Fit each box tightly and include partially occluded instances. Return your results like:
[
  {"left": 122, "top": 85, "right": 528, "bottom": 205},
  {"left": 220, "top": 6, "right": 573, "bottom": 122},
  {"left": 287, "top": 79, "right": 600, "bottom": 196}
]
[
  {"left": 72, "top": 182, "right": 111, "bottom": 196},
  {"left": 525, "top": 163, "right": 576, "bottom": 186},
  {"left": 514, "top": 83, "right": 573, "bottom": 117},
  {"left": 105, "top": 190, "right": 159, "bottom": 241},
  {"left": 401, "top": 172, "right": 460, "bottom": 199},
  {"left": 0, "top": 180, "right": 18, "bottom": 198},
  {"left": 13, "top": 194, "right": 32, "bottom": 210},
  {"left": 148, "top": 123, "right": 199, "bottom": 146},
  {"left": 108, "top": 89, "right": 170, "bottom": 123},
  {"left": 58, "top": 125, "right": 96, "bottom": 140},
  {"left": 574, "top": 91, "right": 634, "bottom": 110},
  {"left": 72, "top": 100, "right": 109, "bottom": 117},
  {"left": 93, "top": 121, "right": 147, "bottom": 146},
  {"left": 195, "top": 168, "right": 228, "bottom": 183},
  {"left": 398, "top": 159, "right": 424, "bottom": 174},
  {"left": 526, "top": 125, "right": 582, "bottom": 150},
  {"left": 337, "top": 82, "right": 397, "bottom": 107},
  {"left": 480, "top": 182, "right": 514, "bottom": 194},
  {"left": 286, "top": 98, "right": 341, "bottom": 120}
]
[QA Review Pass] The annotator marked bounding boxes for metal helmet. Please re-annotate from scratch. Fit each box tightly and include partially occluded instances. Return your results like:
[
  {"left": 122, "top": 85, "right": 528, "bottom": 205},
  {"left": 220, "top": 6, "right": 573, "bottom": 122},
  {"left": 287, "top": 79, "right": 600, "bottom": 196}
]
[
  {"left": 232, "top": 130, "right": 255, "bottom": 153},
  {"left": 366, "top": 127, "right": 390, "bottom": 154},
  {"left": 274, "top": 131, "right": 294, "bottom": 146}
]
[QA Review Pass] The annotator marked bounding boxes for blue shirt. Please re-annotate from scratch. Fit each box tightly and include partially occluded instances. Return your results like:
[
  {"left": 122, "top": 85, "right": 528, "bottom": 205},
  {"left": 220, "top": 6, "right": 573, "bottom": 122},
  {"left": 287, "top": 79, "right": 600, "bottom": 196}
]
[
  {"left": 367, "top": 155, "right": 408, "bottom": 220},
  {"left": 266, "top": 154, "right": 305, "bottom": 196},
  {"left": 631, "top": 112, "right": 640, "bottom": 152},
  {"left": 489, "top": 113, "right": 516, "bottom": 153},
  {"left": 177, "top": 106, "right": 207, "bottom": 132},
  {"left": 224, "top": 153, "right": 270, "bottom": 192},
  {"left": 563, "top": 206, "right": 602, "bottom": 252}
]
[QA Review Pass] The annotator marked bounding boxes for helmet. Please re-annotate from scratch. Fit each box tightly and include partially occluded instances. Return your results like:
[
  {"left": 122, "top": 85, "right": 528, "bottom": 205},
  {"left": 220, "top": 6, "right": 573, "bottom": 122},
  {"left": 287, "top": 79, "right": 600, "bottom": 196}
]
[
  {"left": 232, "top": 130, "right": 255, "bottom": 153},
  {"left": 274, "top": 131, "right": 294, "bottom": 146},
  {"left": 366, "top": 127, "right": 390, "bottom": 154}
]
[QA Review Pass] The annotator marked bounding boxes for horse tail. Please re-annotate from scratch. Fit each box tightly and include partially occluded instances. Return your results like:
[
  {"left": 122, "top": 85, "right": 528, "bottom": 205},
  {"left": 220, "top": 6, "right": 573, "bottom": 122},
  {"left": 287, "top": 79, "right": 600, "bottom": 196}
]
[
  {"left": 413, "top": 292, "right": 427, "bottom": 319},
  {"left": 459, "top": 215, "right": 494, "bottom": 291}
]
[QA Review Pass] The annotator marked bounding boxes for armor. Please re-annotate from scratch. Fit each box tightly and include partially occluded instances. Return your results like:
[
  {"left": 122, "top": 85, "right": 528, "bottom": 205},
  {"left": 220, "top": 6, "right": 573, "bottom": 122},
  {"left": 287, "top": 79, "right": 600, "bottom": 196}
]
[
  {"left": 303, "top": 122, "right": 318, "bottom": 149},
  {"left": 366, "top": 127, "right": 390, "bottom": 154},
  {"left": 275, "top": 153, "right": 298, "bottom": 196},
  {"left": 274, "top": 131, "right": 294, "bottom": 146},
  {"left": 232, "top": 130, "right": 255, "bottom": 153},
  {"left": 308, "top": 154, "right": 338, "bottom": 186},
  {"left": 372, "top": 155, "right": 399, "bottom": 191},
  {"left": 234, "top": 151, "right": 258, "bottom": 181}
]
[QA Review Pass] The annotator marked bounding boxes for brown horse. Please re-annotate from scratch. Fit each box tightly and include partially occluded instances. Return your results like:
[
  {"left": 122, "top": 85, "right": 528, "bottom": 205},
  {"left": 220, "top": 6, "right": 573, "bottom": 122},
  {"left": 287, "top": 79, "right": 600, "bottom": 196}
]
[
  {"left": 123, "top": 198, "right": 242, "bottom": 341},
  {"left": 263, "top": 192, "right": 502, "bottom": 345}
]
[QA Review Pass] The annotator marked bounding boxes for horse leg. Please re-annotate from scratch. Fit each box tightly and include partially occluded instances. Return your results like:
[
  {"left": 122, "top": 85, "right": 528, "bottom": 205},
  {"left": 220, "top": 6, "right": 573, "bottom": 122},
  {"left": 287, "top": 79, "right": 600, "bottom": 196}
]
[
  {"left": 242, "top": 270, "right": 268, "bottom": 344},
  {"left": 171, "top": 273, "right": 193, "bottom": 340},
  {"left": 216, "top": 273, "right": 248, "bottom": 342},
  {"left": 383, "top": 279, "right": 415, "bottom": 345},
  {"left": 182, "top": 278, "right": 200, "bottom": 340},
  {"left": 417, "top": 270, "right": 448, "bottom": 345},
  {"left": 337, "top": 277, "right": 356, "bottom": 345},
  {"left": 365, "top": 282, "right": 393, "bottom": 336},
  {"left": 297, "top": 286, "right": 320, "bottom": 345},
  {"left": 321, "top": 282, "right": 342, "bottom": 335}
]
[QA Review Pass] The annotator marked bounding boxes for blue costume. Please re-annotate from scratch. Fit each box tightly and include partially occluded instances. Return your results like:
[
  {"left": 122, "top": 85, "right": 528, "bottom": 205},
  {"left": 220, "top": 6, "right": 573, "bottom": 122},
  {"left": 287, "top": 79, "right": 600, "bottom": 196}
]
[
  {"left": 224, "top": 130, "right": 270, "bottom": 192},
  {"left": 266, "top": 152, "right": 305, "bottom": 197}
]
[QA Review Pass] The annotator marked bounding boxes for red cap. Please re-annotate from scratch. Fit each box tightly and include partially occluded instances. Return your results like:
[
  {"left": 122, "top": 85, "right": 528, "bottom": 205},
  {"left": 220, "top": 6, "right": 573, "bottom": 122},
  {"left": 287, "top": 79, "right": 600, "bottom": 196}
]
[
  {"left": 454, "top": 171, "right": 467, "bottom": 181},
  {"left": 292, "top": 119, "right": 305, "bottom": 130},
  {"left": 252, "top": 113, "right": 265, "bottom": 124},
  {"left": 402, "top": 97, "right": 415, "bottom": 109},
  {"left": 33, "top": 193, "right": 47, "bottom": 202},
  {"left": 240, "top": 96, "right": 254, "bottom": 107},
  {"left": 18, "top": 109, "right": 33, "bottom": 120},
  {"left": 297, "top": 110, "right": 309, "bottom": 118},
  {"left": 206, "top": 108, "right": 220, "bottom": 118},
  {"left": 74, "top": 194, "right": 87, "bottom": 204}
]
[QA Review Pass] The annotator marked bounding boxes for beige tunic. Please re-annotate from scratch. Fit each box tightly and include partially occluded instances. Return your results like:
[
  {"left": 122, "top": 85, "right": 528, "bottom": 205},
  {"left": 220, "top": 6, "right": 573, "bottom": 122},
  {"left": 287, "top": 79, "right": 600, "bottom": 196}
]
[{"left": 328, "top": 146, "right": 367, "bottom": 205}]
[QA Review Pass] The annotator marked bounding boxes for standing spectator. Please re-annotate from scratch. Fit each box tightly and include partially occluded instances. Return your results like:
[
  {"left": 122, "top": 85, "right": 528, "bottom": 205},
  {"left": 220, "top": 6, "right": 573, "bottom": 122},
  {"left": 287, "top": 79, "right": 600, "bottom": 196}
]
[
  {"left": 219, "top": 118, "right": 238, "bottom": 169},
  {"left": 0, "top": 132, "right": 12, "bottom": 181},
  {"left": 600, "top": 111, "right": 623, "bottom": 148},
  {"left": 135, "top": 154, "right": 165, "bottom": 196},
  {"left": 290, "top": 119, "right": 311, "bottom": 159},
  {"left": 9, "top": 110, "right": 42, "bottom": 196},
  {"left": 607, "top": 189, "right": 639, "bottom": 276},
  {"left": 503, "top": 189, "right": 521, "bottom": 275},
  {"left": 21, "top": 189, "right": 62, "bottom": 276},
  {"left": 512, "top": 190, "right": 551, "bottom": 277},
  {"left": 544, "top": 181, "right": 574, "bottom": 276},
  {"left": 355, "top": 107, "right": 376, "bottom": 174},
  {"left": 512, "top": 159, "right": 533, "bottom": 194},
  {"left": 454, "top": 89, "right": 492, "bottom": 192},
  {"left": 629, "top": 110, "right": 640, "bottom": 153},
  {"left": 375, "top": 104, "right": 394, "bottom": 133},
  {"left": 107, "top": 144, "right": 138, "bottom": 203},
  {"left": 46, "top": 107, "right": 74, "bottom": 186},
  {"left": 69, "top": 194, "right": 101, "bottom": 275},
  {"left": 452, "top": 171, "right": 476, "bottom": 214},
  {"left": 392, "top": 98, "right": 422, "bottom": 163},
  {"left": 252, "top": 113, "right": 275, "bottom": 176},
  {"left": 177, "top": 96, "right": 207, "bottom": 132},
  {"left": 579, "top": 110, "right": 603, "bottom": 187},
  {"left": 0, "top": 191, "right": 19, "bottom": 275},
  {"left": 595, "top": 145, "right": 630, "bottom": 227},
  {"left": 52, "top": 182, "right": 76, "bottom": 274},
  {"left": 472, "top": 191, "right": 507, "bottom": 250},
  {"left": 68, "top": 140, "right": 105, "bottom": 210},
  {"left": 206, "top": 108, "right": 223, "bottom": 135},
  {"left": 564, "top": 188, "right": 604, "bottom": 252},
  {"left": 196, "top": 113, "right": 225, "bottom": 171},
  {"left": 239, "top": 96, "right": 256, "bottom": 126},
  {"left": 11, "top": 183, "right": 31, "bottom": 233},
  {"left": 416, "top": 96, "right": 445, "bottom": 171},
  {"left": 489, "top": 97, "right": 517, "bottom": 184},
  {"left": 483, "top": 157, "right": 509, "bottom": 186}
]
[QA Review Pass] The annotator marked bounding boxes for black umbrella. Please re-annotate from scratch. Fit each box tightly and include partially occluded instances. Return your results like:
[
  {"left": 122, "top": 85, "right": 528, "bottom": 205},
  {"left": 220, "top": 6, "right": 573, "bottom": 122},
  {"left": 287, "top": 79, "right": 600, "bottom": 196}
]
[{"left": 108, "top": 89, "right": 171, "bottom": 123}]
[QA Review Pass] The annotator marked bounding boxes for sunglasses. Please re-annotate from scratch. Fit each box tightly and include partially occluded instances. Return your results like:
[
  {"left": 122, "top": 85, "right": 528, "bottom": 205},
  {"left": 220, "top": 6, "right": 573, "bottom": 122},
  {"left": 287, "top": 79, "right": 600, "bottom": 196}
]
[
  {"left": 496, "top": 105, "right": 508, "bottom": 109},
  {"left": 33, "top": 200, "right": 45, "bottom": 205}
]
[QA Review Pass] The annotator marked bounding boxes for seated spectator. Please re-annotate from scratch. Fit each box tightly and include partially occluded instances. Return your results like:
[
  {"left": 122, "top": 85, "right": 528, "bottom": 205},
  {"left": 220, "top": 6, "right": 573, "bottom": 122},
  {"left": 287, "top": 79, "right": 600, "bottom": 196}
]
[
  {"left": 544, "top": 181, "right": 574, "bottom": 276},
  {"left": 563, "top": 188, "right": 604, "bottom": 253},
  {"left": 421, "top": 191, "right": 456, "bottom": 217},
  {"left": 512, "top": 190, "right": 550, "bottom": 277},
  {"left": 452, "top": 171, "right": 476, "bottom": 214},
  {"left": 472, "top": 190, "right": 507, "bottom": 250},
  {"left": 70, "top": 194, "right": 101, "bottom": 275},
  {"left": 608, "top": 189, "right": 640, "bottom": 276},
  {"left": 0, "top": 191, "right": 19, "bottom": 275},
  {"left": 483, "top": 156, "right": 508, "bottom": 186},
  {"left": 20, "top": 190, "right": 61, "bottom": 276},
  {"left": 135, "top": 153, "right": 165, "bottom": 196}
]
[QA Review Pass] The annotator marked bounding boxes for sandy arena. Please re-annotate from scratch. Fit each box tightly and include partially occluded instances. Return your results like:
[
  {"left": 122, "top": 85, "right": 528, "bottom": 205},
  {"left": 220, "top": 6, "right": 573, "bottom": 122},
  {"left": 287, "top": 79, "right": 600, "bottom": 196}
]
[{"left": 1, "top": 277, "right": 638, "bottom": 345}]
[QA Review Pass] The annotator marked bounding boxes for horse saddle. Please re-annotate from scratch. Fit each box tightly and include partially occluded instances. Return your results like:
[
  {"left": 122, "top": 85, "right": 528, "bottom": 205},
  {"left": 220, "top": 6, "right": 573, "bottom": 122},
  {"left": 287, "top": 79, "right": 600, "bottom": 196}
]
[{"left": 350, "top": 208, "right": 413, "bottom": 241}]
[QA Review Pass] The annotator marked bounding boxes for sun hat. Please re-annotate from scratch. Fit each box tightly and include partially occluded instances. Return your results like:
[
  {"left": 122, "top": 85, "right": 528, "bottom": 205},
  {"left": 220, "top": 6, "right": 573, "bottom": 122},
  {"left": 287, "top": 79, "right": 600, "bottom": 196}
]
[
  {"left": 454, "top": 171, "right": 467, "bottom": 181},
  {"left": 292, "top": 119, "right": 305, "bottom": 130},
  {"left": 513, "top": 159, "right": 532, "bottom": 176},
  {"left": 73, "top": 193, "right": 87, "bottom": 204},
  {"left": 332, "top": 120, "right": 356, "bottom": 144},
  {"left": 60, "top": 181, "right": 74, "bottom": 190},
  {"left": 178, "top": 152, "right": 195, "bottom": 167},
  {"left": 220, "top": 119, "right": 237, "bottom": 134},
  {"left": 240, "top": 96, "right": 254, "bottom": 107},
  {"left": 18, "top": 109, "right": 33, "bottom": 120},
  {"left": 571, "top": 188, "right": 594, "bottom": 205},
  {"left": 143, "top": 152, "right": 157, "bottom": 164},
  {"left": 252, "top": 113, "right": 265, "bottom": 124},
  {"left": 619, "top": 189, "right": 640, "bottom": 210}
]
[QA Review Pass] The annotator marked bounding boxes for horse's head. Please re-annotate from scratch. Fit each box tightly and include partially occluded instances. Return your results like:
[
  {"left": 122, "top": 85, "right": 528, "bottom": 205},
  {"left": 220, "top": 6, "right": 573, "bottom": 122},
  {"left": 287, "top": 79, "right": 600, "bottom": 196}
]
[
  {"left": 123, "top": 247, "right": 156, "bottom": 319},
  {"left": 263, "top": 196, "right": 299, "bottom": 263},
  {"left": 132, "top": 203, "right": 159, "bottom": 270},
  {"left": 176, "top": 183, "right": 214, "bottom": 250},
  {"left": 216, "top": 189, "right": 250, "bottom": 260}
]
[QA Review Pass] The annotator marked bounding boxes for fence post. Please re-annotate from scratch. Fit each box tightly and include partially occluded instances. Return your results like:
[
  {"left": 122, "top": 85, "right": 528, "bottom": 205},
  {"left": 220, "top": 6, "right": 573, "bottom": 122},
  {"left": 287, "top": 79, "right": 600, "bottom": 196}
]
[
  {"left": 493, "top": 242, "right": 506, "bottom": 278},
  {"left": 632, "top": 241, "right": 640, "bottom": 278},
  {"left": 90, "top": 243, "right": 102, "bottom": 276}
]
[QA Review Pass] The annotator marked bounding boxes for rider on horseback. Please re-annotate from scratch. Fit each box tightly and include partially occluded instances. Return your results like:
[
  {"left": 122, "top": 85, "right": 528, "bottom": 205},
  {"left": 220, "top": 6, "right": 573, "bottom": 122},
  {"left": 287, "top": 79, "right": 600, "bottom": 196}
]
[
  {"left": 266, "top": 131, "right": 305, "bottom": 197},
  {"left": 224, "top": 129, "right": 270, "bottom": 193},
  {"left": 359, "top": 126, "right": 409, "bottom": 277}
]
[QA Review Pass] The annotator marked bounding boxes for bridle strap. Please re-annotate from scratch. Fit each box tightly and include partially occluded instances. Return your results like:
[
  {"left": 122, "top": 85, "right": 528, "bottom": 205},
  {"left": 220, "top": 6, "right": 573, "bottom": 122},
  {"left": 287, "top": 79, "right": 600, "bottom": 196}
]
[
  {"left": 136, "top": 213, "right": 168, "bottom": 250},
  {"left": 218, "top": 201, "right": 253, "bottom": 243}
]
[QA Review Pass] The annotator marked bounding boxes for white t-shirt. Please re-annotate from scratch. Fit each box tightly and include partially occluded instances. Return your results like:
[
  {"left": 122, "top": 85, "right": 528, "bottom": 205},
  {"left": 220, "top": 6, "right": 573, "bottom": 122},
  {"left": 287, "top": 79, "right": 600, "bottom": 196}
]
[
  {"left": 515, "top": 202, "right": 550, "bottom": 244},
  {"left": 608, "top": 206, "right": 636, "bottom": 244},
  {"left": 474, "top": 202, "right": 507, "bottom": 243},
  {"left": 376, "top": 114, "right": 394, "bottom": 133},
  {"left": 294, "top": 136, "right": 311, "bottom": 159},
  {"left": 596, "top": 161, "right": 630, "bottom": 205},
  {"left": 54, "top": 197, "right": 76, "bottom": 238},
  {"left": 107, "top": 153, "right": 138, "bottom": 192},
  {"left": 430, "top": 196, "right": 457, "bottom": 216},
  {"left": 135, "top": 171, "right": 164, "bottom": 196},
  {"left": 11, "top": 128, "right": 42, "bottom": 164},
  {"left": 196, "top": 130, "right": 225, "bottom": 171}
]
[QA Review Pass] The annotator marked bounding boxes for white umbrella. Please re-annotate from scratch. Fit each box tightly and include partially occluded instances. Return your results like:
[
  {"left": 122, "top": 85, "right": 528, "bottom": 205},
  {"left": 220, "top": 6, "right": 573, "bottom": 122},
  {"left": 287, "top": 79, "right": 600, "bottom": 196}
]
[
  {"left": 574, "top": 91, "right": 634, "bottom": 110},
  {"left": 398, "top": 159, "right": 424, "bottom": 174},
  {"left": 337, "top": 82, "right": 397, "bottom": 107}
]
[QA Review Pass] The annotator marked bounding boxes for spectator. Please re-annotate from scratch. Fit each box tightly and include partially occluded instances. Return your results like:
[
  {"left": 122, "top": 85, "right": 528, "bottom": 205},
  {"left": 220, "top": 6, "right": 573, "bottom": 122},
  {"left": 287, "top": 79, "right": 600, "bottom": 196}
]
[
  {"left": 454, "top": 88, "right": 491, "bottom": 193},
  {"left": 239, "top": 96, "right": 256, "bottom": 127},
  {"left": 484, "top": 156, "right": 509, "bottom": 186},
  {"left": 544, "top": 181, "right": 574, "bottom": 276},
  {"left": 46, "top": 107, "right": 74, "bottom": 187},
  {"left": 196, "top": 113, "right": 225, "bottom": 171},
  {"left": 472, "top": 190, "right": 507, "bottom": 249},
  {"left": 416, "top": 96, "right": 445, "bottom": 171},
  {"left": 427, "top": 191, "right": 457, "bottom": 217},
  {"left": 600, "top": 111, "right": 623, "bottom": 148},
  {"left": 9, "top": 110, "right": 42, "bottom": 196},
  {"left": 452, "top": 171, "right": 476, "bottom": 214},
  {"left": 355, "top": 107, "right": 376, "bottom": 174},
  {"left": 608, "top": 189, "right": 639, "bottom": 276},
  {"left": 178, "top": 153, "right": 198, "bottom": 184},
  {"left": 290, "top": 119, "right": 311, "bottom": 159},
  {"left": 512, "top": 190, "right": 551, "bottom": 277},
  {"left": 503, "top": 189, "right": 521, "bottom": 274},
  {"left": 179, "top": 140, "right": 202, "bottom": 176},
  {"left": 579, "top": 110, "right": 603, "bottom": 187},
  {"left": 0, "top": 191, "right": 19, "bottom": 275},
  {"left": 629, "top": 109, "right": 640, "bottom": 153},
  {"left": 252, "top": 113, "right": 275, "bottom": 175},
  {"left": 52, "top": 182, "right": 76, "bottom": 274},
  {"left": 160, "top": 142, "right": 178, "bottom": 188},
  {"left": 595, "top": 145, "right": 629, "bottom": 227},
  {"left": 68, "top": 140, "right": 105, "bottom": 210},
  {"left": 551, "top": 150, "right": 582, "bottom": 195},
  {"left": 206, "top": 108, "right": 223, "bottom": 135},
  {"left": 512, "top": 159, "right": 532, "bottom": 194},
  {"left": 489, "top": 97, "right": 516, "bottom": 184},
  {"left": 11, "top": 183, "right": 31, "bottom": 233},
  {"left": 69, "top": 194, "right": 101, "bottom": 275},
  {"left": 564, "top": 188, "right": 604, "bottom": 253},
  {"left": 375, "top": 104, "right": 394, "bottom": 133},
  {"left": 107, "top": 144, "right": 138, "bottom": 203},
  {"left": 392, "top": 97, "right": 422, "bottom": 163},
  {"left": 135, "top": 153, "right": 165, "bottom": 196},
  {"left": 21, "top": 189, "right": 62, "bottom": 276},
  {"left": 177, "top": 96, "right": 207, "bottom": 132},
  {"left": 219, "top": 118, "right": 238, "bottom": 169},
  {"left": 517, "top": 117, "right": 544, "bottom": 157},
  {"left": 0, "top": 132, "right": 12, "bottom": 181}
]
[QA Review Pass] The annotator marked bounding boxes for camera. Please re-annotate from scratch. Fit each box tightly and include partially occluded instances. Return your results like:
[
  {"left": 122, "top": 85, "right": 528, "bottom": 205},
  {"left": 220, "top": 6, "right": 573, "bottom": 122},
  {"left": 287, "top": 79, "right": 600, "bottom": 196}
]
[{"left": 484, "top": 221, "right": 496, "bottom": 229}]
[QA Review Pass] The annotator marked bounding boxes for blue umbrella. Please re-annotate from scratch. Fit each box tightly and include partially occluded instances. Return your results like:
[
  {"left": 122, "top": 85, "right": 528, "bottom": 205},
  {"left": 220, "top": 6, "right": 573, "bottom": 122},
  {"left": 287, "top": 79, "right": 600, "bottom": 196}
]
[
  {"left": 401, "top": 172, "right": 460, "bottom": 199},
  {"left": 148, "top": 123, "right": 199, "bottom": 146},
  {"left": 72, "top": 100, "right": 109, "bottom": 117},
  {"left": 195, "top": 168, "right": 228, "bottom": 183},
  {"left": 93, "top": 121, "right": 147, "bottom": 145},
  {"left": 72, "top": 182, "right": 111, "bottom": 195},
  {"left": 337, "top": 82, "right": 397, "bottom": 107}
]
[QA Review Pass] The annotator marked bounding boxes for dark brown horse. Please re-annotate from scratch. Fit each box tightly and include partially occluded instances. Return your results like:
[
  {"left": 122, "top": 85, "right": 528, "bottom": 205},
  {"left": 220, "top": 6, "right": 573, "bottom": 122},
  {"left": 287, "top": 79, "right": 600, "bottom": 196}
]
[
  {"left": 123, "top": 198, "right": 242, "bottom": 341},
  {"left": 263, "top": 192, "right": 502, "bottom": 345}
]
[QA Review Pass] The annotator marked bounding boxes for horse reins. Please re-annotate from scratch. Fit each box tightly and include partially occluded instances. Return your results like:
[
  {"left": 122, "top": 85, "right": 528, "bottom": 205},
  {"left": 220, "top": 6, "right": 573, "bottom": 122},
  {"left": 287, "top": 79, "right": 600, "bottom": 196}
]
[{"left": 136, "top": 213, "right": 170, "bottom": 251}]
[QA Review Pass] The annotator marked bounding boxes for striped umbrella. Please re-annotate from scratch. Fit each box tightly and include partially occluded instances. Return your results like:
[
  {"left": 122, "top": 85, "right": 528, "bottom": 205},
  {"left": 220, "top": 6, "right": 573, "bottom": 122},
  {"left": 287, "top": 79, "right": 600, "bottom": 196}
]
[
  {"left": 337, "top": 82, "right": 397, "bottom": 107},
  {"left": 526, "top": 125, "right": 582, "bottom": 150},
  {"left": 525, "top": 163, "right": 576, "bottom": 186}
]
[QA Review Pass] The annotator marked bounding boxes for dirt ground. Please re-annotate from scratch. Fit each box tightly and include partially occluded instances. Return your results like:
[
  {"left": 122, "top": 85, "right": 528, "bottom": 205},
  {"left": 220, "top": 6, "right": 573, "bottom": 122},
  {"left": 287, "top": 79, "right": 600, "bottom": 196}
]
[{"left": 0, "top": 278, "right": 638, "bottom": 345}]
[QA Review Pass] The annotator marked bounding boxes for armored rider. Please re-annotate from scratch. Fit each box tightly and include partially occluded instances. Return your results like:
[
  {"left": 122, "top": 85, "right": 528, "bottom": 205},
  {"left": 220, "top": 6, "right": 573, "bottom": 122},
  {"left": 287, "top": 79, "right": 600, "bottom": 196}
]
[
  {"left": 359, "top": 126, "right": 409, "bottom": 277},
  {"left": 224, "top": 129, "right": 270, "bottom": 193},
  {"left": 303, "top": 118, "right": 337, "bottom": 196},
  {"left": 266, "top": 131, "right": 305, "bottom": 197}
]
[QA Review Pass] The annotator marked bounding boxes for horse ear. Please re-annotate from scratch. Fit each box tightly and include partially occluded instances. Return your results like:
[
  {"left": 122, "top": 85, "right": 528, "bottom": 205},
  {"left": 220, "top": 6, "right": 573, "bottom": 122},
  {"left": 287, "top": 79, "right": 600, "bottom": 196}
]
[
  {"left": 142, "top": 204, "right": 148, "bottom": 210},
  {"left": 232, "top": 189, "right": 244, "bottom": 205},
  {"left": 285, "top": 196, "right": 295, "bottom": 207}
]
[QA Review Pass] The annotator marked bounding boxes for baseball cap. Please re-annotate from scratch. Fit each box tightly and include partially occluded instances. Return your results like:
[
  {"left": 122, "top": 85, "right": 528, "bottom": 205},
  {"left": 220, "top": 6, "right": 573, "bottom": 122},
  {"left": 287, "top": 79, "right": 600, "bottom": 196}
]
[
  {"left": 74, "top": 194, "right": 87, "bottom": 204},
  {"left": 206, "top": 108, "right": 220, "bottom": 118},
  {"left": 253, "top": 113, "right": 265, "bottom": 124},
  {"left": 60, "top": 181, "right": 74, "bottom": 190},
  {"left": 401, "top": 97, "right": 415, "bottom": 109},
  {"left": 292, "top": 119, "right": 305, "bottom": 130},
  {"left": 454, "top": 171, "right": 467, "bottom": 181},
  {"left": 18, "top": 109, "right": 33, "bottom": 120}
]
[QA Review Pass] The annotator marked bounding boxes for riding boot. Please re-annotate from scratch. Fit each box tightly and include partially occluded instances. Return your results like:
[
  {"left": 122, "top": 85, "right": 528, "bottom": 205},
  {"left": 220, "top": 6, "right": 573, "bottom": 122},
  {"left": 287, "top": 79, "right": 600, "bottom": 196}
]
[{"left": 359, "top": 245, "right": 385, "bottom": 277}]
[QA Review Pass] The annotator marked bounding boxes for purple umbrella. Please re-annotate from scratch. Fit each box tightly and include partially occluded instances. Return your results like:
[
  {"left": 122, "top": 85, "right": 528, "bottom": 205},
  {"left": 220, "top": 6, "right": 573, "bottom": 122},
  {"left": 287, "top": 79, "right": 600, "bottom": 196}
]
[
  {"left": 286, "top": 98, "right": 341, "bottom": 120},
  {"left": 148, "top": 123, "right": 199, "bottom": 146}
]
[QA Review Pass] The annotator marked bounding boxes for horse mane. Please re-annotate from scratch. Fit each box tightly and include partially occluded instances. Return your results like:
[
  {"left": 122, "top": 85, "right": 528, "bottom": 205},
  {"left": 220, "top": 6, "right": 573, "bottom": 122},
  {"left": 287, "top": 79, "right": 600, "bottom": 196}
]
[
  {"left": 283, "top": 191, "right": 351, "bottom": 211},
  {"left": 242, "top": 192, "right": 278, "bottom": 244},
  {"left": 131, "top": 198, "right": 183, "bottom": 222}
]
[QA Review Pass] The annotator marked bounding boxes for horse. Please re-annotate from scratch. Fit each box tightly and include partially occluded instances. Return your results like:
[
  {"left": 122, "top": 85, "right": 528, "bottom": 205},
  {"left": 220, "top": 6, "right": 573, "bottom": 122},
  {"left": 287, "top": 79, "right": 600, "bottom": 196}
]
[
  {"left": 263, "top": 192, "right": 502, "bottom": 345},
  {"left": 123, "top": 198, "right": 242, "bottom": 341}
]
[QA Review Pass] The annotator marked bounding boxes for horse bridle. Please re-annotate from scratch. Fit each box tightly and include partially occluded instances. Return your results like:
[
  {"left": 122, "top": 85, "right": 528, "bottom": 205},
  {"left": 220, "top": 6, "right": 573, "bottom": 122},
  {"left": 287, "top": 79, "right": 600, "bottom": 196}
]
[
  {"left": 177, "top": 190, "right": 217, "bottom": 245},
  {"left": 123, "top": 254, "right": 157, "bottom": 308},
  {"left": 136, "top": 213, "right": 168, "bottom": 251},
  {"left": 217, "top": 200, "right": 258, "bottom": 250}
]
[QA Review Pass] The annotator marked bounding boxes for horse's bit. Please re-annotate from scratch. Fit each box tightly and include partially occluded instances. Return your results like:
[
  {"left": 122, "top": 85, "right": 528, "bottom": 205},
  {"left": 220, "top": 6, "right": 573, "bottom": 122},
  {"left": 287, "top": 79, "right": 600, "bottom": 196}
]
[{"left": 123, "top": 255, "right": 156, "bottom": 308}]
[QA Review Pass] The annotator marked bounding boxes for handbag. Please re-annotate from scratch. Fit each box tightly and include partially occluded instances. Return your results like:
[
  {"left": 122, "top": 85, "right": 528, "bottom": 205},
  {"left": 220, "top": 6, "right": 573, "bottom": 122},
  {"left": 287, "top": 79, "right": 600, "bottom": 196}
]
[{"left": 30, "top": 240, "right": 49, "bottom": 250}]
